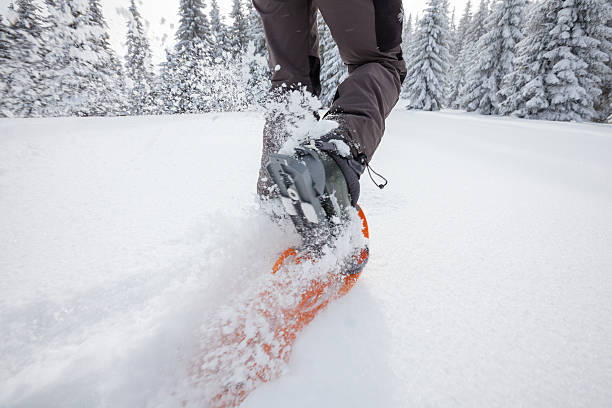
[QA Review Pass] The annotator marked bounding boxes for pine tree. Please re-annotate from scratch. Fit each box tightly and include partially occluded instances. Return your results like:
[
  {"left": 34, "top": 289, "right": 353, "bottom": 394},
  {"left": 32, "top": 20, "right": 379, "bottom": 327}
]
[
  {"left": 156, "top": 47, "right": 177, "bottom": 113},
  {"left": 86, "top": 0, "right": 127, "bottom": 116},
  {"left": 402, "top": 13, "right": 414, "bottom": 63},
  {"left": 0, "top": 14, "right": 16, "bottom": 117},
  {"left": 461, "top": 0, "right": 526, "bottom": 114},
  {"left": 319, "top": 14, "right": 346, "bottom": 106},
  {"left": 3, "top": 0, "right": 46, "bottom": 117},
  {"left": 245, "top": 0, "right": 266, "bottom": 56},
  {"left": 499, "top": 0, "right": 608, "bottom": 121},
  {"left": 125, "top": 0, "right": 155, "bottom": 115},
  {"left": 580, "top": 0, "right": 612, "bottom": 121},
  {"left": 61, "top": 0, "right": 102, "bottom": 116},
  {"left": 40, "top": 0, "right": 75, "bottom": 116},
  {"left": 404, "top": 0, "right": 451, "bottom": 110},
  {"left": 400, "top": 13, "right": 415, "bottom": 99},
  {"left": 208, "top": 0, "right": 228, "bottom": 60},
  {"left": 229, "top": 0, "right": 248, "bottom": 56},
  {"left": 606, "top": 4, "right": 612, "bottom": 122},
  {"left": 160, "top": 0, "right": 212, "bottom": 113},
  {"left": 448, "top": 0, "right": 472, "bottom": 107},
  {"left": 39, "top": 0, "right": 125, "bottom": 117},
  {"left": 455, "top": 0, "right": 490, "bottom": 108},
  {"left": 447, "top": 7, "right": 457, "bottom": 60}
]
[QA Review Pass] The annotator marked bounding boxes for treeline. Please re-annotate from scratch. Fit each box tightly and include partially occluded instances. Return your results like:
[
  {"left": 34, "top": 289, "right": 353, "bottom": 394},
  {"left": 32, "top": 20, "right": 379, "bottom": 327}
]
[
  {"left": 401, "top": 0, "right": 612, "bottom": 123},
  {"left": 2, "top": 0, "right": 610, "bottom": 123},
  {"left": 0, "top": 0, "right": 270, "bottom": 118}
]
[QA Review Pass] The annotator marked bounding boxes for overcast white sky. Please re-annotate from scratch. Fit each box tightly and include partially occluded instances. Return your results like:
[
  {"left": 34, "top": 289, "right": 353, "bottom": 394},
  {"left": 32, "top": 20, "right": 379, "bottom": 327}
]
[{"left": 1, "top": 0, "right": 469, "bottom": 64}]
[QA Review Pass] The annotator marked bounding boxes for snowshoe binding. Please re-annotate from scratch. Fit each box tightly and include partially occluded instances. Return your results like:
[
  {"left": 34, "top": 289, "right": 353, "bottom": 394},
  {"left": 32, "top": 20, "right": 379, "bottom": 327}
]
[{"left": 266, "top": 145, "right": 352, "bottom": 249}]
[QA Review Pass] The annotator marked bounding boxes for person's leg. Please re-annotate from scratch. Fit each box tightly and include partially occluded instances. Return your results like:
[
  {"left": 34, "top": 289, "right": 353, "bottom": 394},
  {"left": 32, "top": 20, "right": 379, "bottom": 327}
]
[
  {"left": 253, "top": 0, "right": 320, "bottom": 198},
  {"left": 253, "top": 0, "right": 320, "bottom": 94},
  {"left": 315, "top": 0, "right": 406, "bottom": 162}
]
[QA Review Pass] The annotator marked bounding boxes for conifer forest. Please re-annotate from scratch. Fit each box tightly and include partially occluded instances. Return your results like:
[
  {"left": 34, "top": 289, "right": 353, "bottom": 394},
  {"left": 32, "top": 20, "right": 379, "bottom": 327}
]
[{"left": 1, "top": 0, "right": 611, "bottom": 123}]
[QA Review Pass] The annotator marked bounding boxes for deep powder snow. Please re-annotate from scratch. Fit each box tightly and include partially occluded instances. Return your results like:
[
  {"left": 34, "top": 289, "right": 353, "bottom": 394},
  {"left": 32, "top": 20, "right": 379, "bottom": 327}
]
[{"left": 1, "top": 110, "right": 611, "bottom": 407}]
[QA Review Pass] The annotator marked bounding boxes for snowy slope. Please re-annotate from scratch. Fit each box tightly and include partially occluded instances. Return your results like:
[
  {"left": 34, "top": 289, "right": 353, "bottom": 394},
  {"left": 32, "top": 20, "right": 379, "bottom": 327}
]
[{"left": 1, "top": 110, "right": 611, "bottom": 407}]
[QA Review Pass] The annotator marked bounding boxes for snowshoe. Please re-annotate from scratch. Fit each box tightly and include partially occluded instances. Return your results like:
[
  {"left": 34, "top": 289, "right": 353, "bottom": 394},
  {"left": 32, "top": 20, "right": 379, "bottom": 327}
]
[{"left": 198, "top": 151, "right": 370, "bottom": 407}]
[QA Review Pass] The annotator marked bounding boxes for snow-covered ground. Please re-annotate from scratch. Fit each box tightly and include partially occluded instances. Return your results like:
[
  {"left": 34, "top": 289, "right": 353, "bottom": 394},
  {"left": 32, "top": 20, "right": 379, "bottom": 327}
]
[{"left": 1, "top": 110, "right": 611, "bottom": 407}]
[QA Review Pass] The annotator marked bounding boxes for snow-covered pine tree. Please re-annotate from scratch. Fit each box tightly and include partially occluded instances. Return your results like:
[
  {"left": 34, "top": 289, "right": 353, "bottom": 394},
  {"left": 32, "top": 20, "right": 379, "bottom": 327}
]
[
  {"left": 38, "top": 0, "right": 65, "bottom": 116},
  {"left": 245, "top": 0, "right": 266, "bottom": 56},
  {"left": 605, "top": 4, "right": 612, "bottom": 122},
  {"left": 580, "top": 0, "right": 612, "bottom": 121},
  {"left": 497, "top": 1, "right": 547, "bottom": 117},
  {"left": 156, "top": 47, "right": 176, "bottom": 113},
  {"left": 229, "top": 0, "right": 248, "bottom": 56},
  {"left": 402, "top": 13, "right": 414, "bottom": 61},
  {"left": 86, "top": 0, "right": 127, "bottom": 116},
  {"left": 0, "top": 14, "right": 16, "bottom": 117},
  {"left": 400, "top": 13, "right": 415, "bottom": 99},
  {"left": 456, "top": 1, "right": 473, "bottom": 47},
  {"left": 447, "top": 7, "right": 456, "bottom": 59},
  {"left": 208, "top": 0, "right": 228, "bottom": 60},
  {"left": 404, "top": 0, "right": 451, "bottom": 110},
  {"left": 448, "top": 0, "right": 472, "bottom": 107},
  {"left": 3, "top": 0, "right": 46, "bottom": 117},
  {"left": 160, "top": 0, "right": 212, "bottom": 113},
  {"left": 499, "top": 0, "right": 609, "bottom": 122},
  {"left": 319, "top": 15, "right": 346, "bottom": 106},
  {"left": 41, "top": 0, "right": 124, "bottom": 117},
  {"left": 454, "top": 0, "right": 490, "bottom": 108},
  {"left": 464, "top": 0, "right": 490, "bottom": 52},
  {"left": 461, "top": 0, "right": 526, "bottom": 114},
  {"left": 605, "top": 8, "right": 612, "bottom": 122},
  {"left": 62, "top": 0, "right": 101, "bottom": 116},
  {"left": 125, "top": 0, "right": 155, "bottom": 115}
]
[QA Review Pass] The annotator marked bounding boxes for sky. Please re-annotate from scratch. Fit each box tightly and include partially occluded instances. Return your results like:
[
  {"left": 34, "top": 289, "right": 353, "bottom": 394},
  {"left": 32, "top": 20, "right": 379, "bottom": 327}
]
[{"left": 1, "top": 0, "right": 469, "bottom": 64}]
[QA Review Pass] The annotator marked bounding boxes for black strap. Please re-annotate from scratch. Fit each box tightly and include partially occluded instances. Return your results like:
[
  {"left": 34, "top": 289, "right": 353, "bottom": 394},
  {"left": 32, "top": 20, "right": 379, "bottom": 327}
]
[
  {"left": 358, "top": 154, "right": 388, "bottom": 189},
  {"left": 366, "top": 163, "right": 388, "bottom": 189}
]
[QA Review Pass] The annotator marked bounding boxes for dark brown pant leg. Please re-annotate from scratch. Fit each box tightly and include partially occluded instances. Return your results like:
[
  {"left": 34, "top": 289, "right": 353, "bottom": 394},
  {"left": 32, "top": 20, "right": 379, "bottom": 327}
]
[
  {"left": 252, "top": 0, "right": 319, "bottom": 198},
  {"left": 316, "top": 0, "right": 406, "bottom": 161}
]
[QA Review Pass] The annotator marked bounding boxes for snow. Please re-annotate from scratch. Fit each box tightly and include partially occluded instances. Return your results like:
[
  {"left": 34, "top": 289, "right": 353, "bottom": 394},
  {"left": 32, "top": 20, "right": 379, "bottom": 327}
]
[{"left": 1, "top": 110, "right": 612, "bottom": 407}]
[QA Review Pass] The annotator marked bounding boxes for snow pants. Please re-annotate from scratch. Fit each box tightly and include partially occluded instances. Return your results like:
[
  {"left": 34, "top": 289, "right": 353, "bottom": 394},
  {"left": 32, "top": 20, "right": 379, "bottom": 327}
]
[{"left": 254, "top": 0, "right": 407, "bottom": 197}]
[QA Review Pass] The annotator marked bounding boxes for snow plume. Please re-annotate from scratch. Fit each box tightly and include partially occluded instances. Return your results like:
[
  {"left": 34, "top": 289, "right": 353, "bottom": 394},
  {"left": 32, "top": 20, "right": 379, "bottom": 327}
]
[
  {"left": 203, "top": 43, "right": 270, "bottom": 112},
  {"left": 167, "top": 208, "right": 367, "bottom": 408},
  {"left": 0, "top": 204, "right": 281, "bottom": 406},
  {"left": 0, "top": 199, "right": 365, "bottom": 408},
  {"left": 257, "top": 87, "right": 337, "bottom": 159},
  {"left": 158, "top": 42, "right": 269, "bottom": 114}
]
